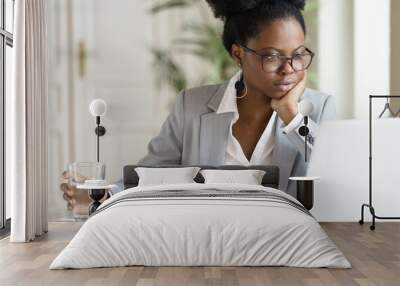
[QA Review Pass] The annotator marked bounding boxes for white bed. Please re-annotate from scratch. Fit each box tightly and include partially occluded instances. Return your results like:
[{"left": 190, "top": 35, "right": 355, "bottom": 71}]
[{"left": 50, "top": 183, "right": 351, "bottom": 269}]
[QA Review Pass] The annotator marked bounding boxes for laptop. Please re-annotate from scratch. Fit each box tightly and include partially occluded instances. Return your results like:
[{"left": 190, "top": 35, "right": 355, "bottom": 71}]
[{"left": 306, "top": 119, "right": 400, "bottom": 221}]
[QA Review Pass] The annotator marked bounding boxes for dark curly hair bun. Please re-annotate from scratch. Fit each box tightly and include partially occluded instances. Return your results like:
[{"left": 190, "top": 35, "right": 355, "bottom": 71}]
[
  {"left": 287, "top": 0, "right": 306, "bottom": 10},
  {"left": 206, "top": 0, "right": 307, "bottom": 54},
  {"left": 206, "top": 0, "right": 306, "bottom": 20},
  {"left": 205, "top": 0, "right": 262, "bottom": 19}
]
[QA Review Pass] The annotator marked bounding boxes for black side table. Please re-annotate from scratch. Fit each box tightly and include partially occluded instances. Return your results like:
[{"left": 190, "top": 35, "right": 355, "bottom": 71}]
[
  {"left": 88, "top": 189, "right": 107, "bottom": 215},
  {"left": 77, "top": 183, "right": 115, "bottom": 215},
  {"left": 289, "top": 177, "right": 320, "bottom": 210}
]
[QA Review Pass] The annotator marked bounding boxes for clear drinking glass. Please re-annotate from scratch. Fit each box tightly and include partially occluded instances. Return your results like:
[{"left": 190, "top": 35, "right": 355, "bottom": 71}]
[
  {"left": 68, "top": 162, "right": 106, "bottom": 187},
  {"left": 66, "top": 162, "right": 106, "bottom": 219}
]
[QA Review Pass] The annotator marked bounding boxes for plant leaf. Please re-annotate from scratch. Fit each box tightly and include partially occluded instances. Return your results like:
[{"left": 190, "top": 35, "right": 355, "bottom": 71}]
[{"left": 149, "top": 0, "right": 192, "bottom": 14}]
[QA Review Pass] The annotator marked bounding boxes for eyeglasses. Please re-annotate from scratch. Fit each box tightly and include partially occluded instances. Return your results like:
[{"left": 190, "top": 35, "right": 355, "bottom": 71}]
[{"left": 238, "top": 44, "right": 315, "bottom": 73}]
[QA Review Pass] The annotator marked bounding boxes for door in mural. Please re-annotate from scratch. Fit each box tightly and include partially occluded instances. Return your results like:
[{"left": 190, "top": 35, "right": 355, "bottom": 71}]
[{"left": 48, "top": 0, "right": 168, "bottom": 220}]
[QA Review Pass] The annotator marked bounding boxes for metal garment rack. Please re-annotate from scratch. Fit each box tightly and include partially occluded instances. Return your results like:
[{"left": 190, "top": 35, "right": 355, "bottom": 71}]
[{"left": 359, "top": 95, "right": 400, "bottom": 230}]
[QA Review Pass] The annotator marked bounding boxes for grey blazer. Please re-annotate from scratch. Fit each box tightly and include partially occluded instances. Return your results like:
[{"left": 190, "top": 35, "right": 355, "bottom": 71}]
[{"left": 138, "top": 81, "right": 336, "bottom": 197}]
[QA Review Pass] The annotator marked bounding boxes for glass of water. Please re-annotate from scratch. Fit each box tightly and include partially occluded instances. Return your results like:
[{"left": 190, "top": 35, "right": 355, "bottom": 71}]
[
  {"left": 66, "top": 162, "right": 106, "bottom": 219},
  {"left": 68, "top": 162, "right": 106, "bottom": 187}
]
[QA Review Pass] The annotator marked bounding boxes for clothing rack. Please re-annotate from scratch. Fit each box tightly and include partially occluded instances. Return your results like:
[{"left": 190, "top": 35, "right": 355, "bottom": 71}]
[{"left": 359, "top": 95, "right": 400, "bottom": 230}]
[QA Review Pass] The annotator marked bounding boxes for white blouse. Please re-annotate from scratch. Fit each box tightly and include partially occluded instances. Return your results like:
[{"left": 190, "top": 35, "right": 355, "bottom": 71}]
[{"left": 216, "top": 71, "right": 303, "bottom": 166}]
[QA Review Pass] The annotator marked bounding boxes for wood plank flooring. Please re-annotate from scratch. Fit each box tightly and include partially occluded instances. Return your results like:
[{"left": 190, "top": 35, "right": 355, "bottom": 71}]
[{"left": 0, "top": 222, "right": 399, "bottom": 286}]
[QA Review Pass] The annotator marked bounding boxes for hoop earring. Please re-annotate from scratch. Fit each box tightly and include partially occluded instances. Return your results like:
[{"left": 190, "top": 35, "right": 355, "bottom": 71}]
[{"left": 235, "top": 74, "right": 248, "bottom": 99}]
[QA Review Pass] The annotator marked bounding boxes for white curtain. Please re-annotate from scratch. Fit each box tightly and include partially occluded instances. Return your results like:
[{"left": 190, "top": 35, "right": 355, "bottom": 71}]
[{"left": 8, "top": 0, "right": 49, "bottom": 242}]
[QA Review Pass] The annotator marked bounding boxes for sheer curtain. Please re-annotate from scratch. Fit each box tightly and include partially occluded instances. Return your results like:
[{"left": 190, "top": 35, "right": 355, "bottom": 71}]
[{"left": 8, "top": 0, "right": 48, "bottom": 242}]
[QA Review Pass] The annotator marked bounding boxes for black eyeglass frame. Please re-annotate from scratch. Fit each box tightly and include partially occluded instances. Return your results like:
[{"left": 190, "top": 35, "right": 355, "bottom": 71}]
[{"left": 238, "top": 44, "right": 315, "bottom": 73}]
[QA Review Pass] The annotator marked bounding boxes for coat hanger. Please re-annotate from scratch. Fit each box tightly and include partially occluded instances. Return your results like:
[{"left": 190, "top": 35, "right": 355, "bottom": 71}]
[
  {"left": 395, "top": 105, "right": 400, "bottom": 117},
  {"left": 378, "top": 98, "right": 396, "bottom": 118}
]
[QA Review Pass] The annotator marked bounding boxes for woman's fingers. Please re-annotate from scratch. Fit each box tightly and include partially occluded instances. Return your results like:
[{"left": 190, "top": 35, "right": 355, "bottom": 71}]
[
  {"left": 291, "top": 71, "right": 307, "bottom": 93},
  {"left": 62, "top": 170, "right": 70, "bottom": 179},
  {"left": 284, "top": 71, "right": 308, "bottom": 103},
  {"left": 62, "top": 170, "right": 88, "bottom": 183}
]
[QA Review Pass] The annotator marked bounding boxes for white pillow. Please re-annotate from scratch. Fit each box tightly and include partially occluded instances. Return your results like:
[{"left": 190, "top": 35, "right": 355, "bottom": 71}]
[
  {"left": 200, "top": 169, "right": 266, "bottom": 185},
  {"left": 135, "top": 167, "right": 201, "bottom": 186}
]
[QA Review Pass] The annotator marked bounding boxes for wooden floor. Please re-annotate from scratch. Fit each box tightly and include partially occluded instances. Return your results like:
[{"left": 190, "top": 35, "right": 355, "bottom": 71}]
[{"left": 0, "top": 222, "right": 399, "bottom": 286}]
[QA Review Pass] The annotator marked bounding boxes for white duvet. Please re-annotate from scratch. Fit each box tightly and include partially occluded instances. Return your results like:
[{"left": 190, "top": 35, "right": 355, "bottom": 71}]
[{"left": 50, "top": 183, "right": 351, "bottom": 269}]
